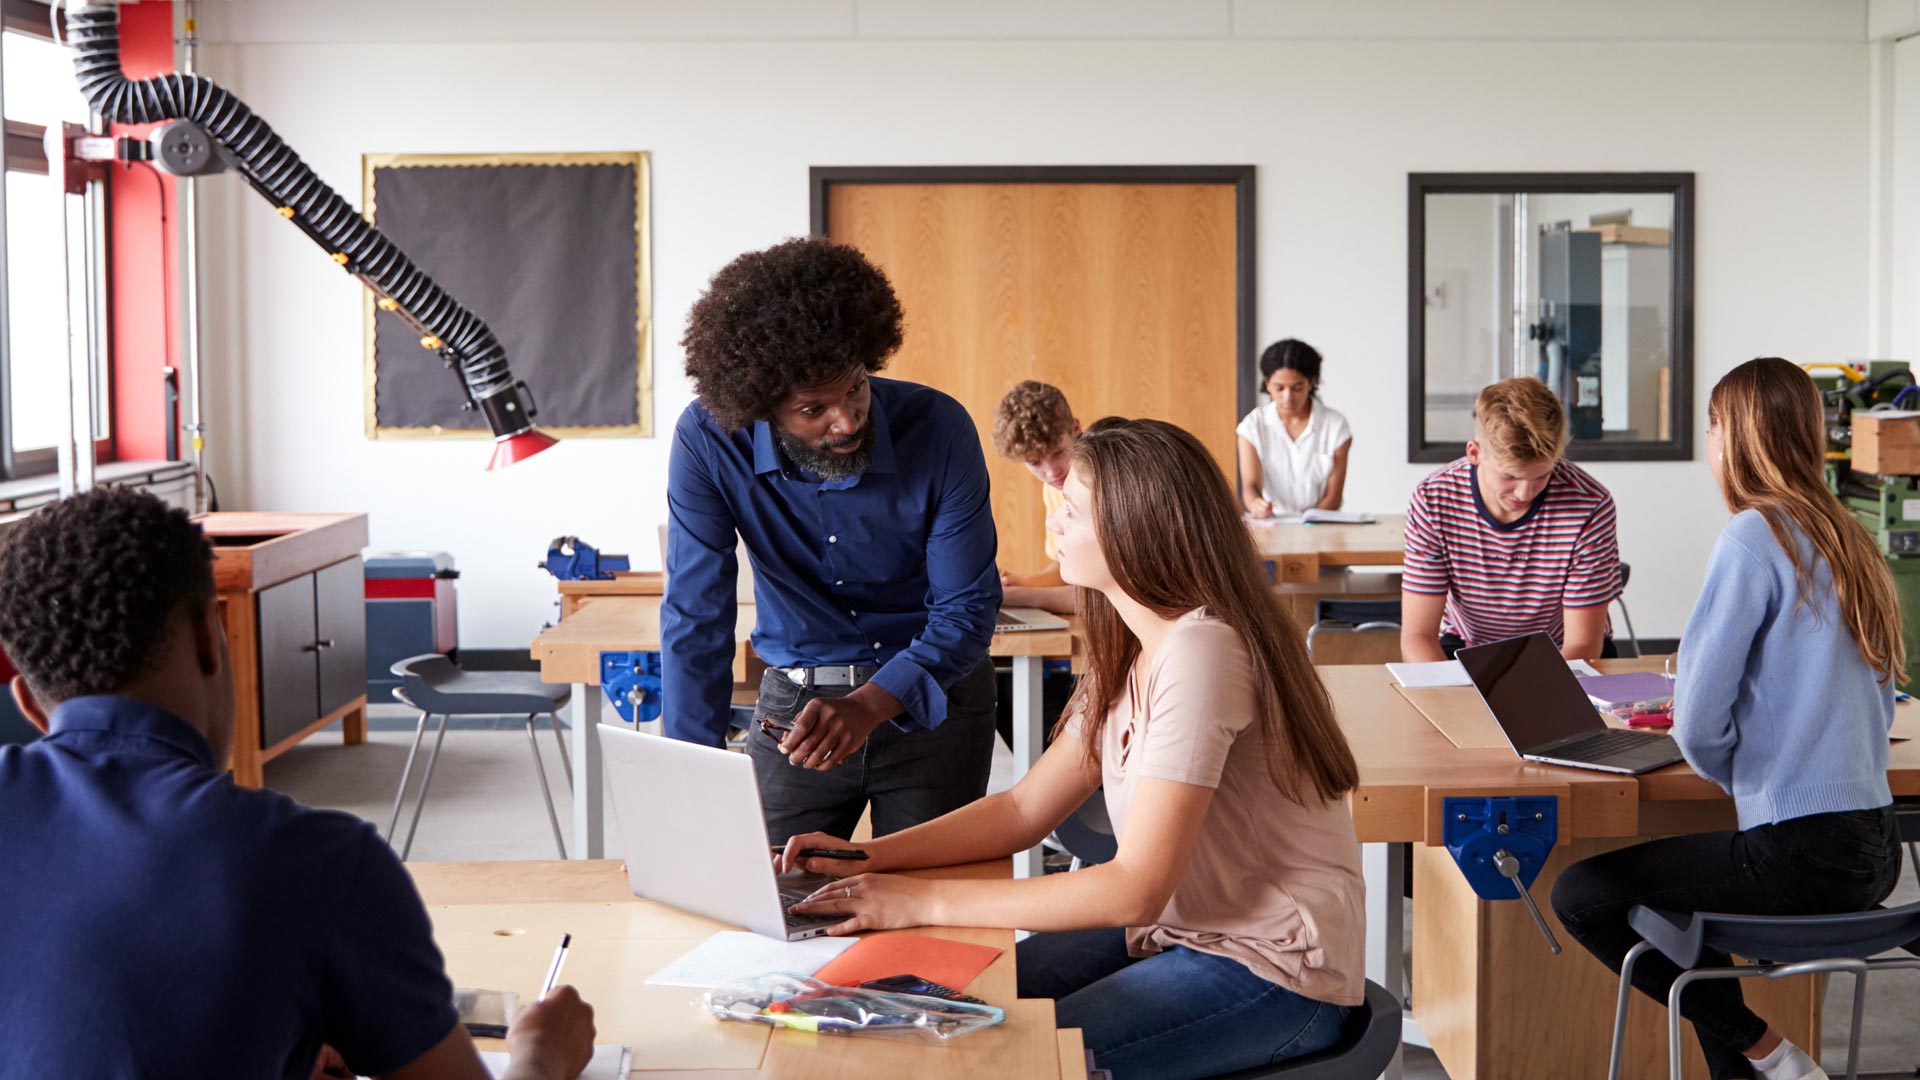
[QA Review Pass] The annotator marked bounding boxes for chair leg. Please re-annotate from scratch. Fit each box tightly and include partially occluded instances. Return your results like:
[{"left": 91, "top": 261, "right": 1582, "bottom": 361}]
[
  {"left": 385, "top": 709, "right": 432, "bottom": 844},
  {"left": 1615, "top": 598, "right": 1642, "bottom": 658},
  {"left": 547, "top": 710, "right": 573, "bottom": 792},
  {"left": 525, "top": 716, "right": 568, "bottom": 860},
  {"left": 1608, "top": 941, "right": 1654, "bottom": 1080},
  {"left": 400, "top": 711, "right": 453, "bottom": 861},
  {"left": 1668, "top": 971, "right": 1708, "bottom": 1080},
  {"left": 1846, "top": 969, "right": 1867, "bottom": 1080}
]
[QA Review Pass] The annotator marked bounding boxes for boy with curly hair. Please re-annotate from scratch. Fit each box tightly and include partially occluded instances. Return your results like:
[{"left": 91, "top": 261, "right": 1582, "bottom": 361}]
[
  {"left": 0, "top": 489, "right": 595, "bottom": 1079},
  {"left": 991, "top": 380, "right": 1079, "bottom": 615},
  {"left": 664, "top": 237, "right": 1001, "bottom": 843}
]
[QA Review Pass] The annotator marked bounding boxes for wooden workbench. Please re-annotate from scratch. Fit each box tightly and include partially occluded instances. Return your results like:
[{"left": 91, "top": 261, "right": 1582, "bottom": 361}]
[
  {"left": 409, "top": 858, "right": 1075, "bottom": 1077},
  {"left": 198, "top": 512, "right": 369, "bottom": 787},
  {"left": 1251, "top": 513, "right": 1406, "bottom": 583},
  {"left": 1332, "top": 659, "right": 1920, "bottom": 1080},
  {"left": 530, "top": 597, "right": 1077, "bottom": 877}
]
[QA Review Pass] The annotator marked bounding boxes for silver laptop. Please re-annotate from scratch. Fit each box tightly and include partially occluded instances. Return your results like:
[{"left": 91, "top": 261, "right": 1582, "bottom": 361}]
[
  {"left": 995, "top": 606, "right": 1070, "bottom": 633},
  {"left": 600, "top": 725, "right": 840, "bottom": 940},
  {"left": 1456, "top": 632, "right": 1685, "bottom": 775}
]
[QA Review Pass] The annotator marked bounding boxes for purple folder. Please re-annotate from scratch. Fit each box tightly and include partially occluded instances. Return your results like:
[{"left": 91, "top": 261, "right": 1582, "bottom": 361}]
[{"left": 1576, "top": 672, "right": 1675, "bottom": 707}]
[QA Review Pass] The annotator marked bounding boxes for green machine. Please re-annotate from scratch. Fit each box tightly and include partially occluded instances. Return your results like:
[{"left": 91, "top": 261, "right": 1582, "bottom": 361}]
[{"left": 1805, "top": 360, "right": 1920, "bottom": 688}]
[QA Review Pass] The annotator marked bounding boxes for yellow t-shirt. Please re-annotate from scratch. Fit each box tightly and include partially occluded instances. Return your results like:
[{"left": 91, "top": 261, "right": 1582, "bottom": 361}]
[{"left": 1042, "top": 482, "right": 1065, "bottom": 564}]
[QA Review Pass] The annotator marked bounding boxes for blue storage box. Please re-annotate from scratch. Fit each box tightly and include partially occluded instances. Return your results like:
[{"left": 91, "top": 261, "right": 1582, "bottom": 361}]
[{"left": 365, "top": 551, "right": 458, "bottom": 700}]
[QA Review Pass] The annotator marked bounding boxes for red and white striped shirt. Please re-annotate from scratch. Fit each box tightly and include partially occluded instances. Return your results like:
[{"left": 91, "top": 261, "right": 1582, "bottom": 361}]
[{"left": 1403, "top": 458, "right": 1620, "bottom": 648}]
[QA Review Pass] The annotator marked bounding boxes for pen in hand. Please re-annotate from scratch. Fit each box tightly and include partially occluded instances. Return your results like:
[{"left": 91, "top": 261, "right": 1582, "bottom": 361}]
[{"left": 541, "top": 933, "right": 571, "bottom": 1000}]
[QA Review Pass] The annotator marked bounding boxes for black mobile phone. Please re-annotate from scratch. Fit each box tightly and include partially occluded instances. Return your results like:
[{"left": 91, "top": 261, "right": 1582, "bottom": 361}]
[{"left": 858, "top": 974, "right": 987, "bottom": 1005}]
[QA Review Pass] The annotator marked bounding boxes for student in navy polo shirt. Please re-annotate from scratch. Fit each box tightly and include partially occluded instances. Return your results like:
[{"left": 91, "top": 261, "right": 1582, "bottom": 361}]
[
  {"left": 0, "top": 490, "right": 595, "bottom": 1080},
  {"left": 664, "top": 237, "right": 1001, "bottom": 844},
  {"left": 1400, "top": 376, "right": 1622, "bottom": 662}
]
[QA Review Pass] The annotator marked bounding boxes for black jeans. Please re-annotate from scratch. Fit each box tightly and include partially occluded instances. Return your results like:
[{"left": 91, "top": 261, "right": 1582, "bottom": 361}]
[
  {"left": 1550, "top": 806, "right": 1905, "bottom": 1080},
  {"left": 745, "top": 658, "right": 997, "bottom": 845}
]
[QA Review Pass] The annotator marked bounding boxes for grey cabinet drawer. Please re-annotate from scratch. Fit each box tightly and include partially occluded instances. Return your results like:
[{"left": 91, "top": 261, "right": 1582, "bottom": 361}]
[
  {"left": 315, "top": 557, "right": 367, "bottom": 717},
  {"left": 257, "top": 574, "right": 319, "bottom": 748}
]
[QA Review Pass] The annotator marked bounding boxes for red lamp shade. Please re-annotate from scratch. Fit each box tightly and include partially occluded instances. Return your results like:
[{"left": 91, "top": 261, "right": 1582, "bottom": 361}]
[{"left": 486, "top": 428, "right": 558, "bottom": 471}]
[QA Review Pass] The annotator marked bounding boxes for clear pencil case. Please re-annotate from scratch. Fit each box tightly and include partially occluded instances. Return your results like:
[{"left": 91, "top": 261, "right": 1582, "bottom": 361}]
[{"left": 702, "top": 972, "right": 1004, "bottom": 1042}]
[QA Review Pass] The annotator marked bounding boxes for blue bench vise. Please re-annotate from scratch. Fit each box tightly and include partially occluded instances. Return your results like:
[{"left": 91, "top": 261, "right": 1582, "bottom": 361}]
[
  {"left": 600, "top": 651, "right": 662, "bottom": 725},
  {"left": 1443, "top": 795, "right": 1562, "bottom": 953},
  {"left": 543, "top": 536, "right": 630, "bottom": 582}
]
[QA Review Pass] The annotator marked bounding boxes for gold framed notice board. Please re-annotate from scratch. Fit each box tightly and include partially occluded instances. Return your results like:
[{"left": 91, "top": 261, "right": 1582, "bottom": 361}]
[{"left": 362, "top": 150, "right": 652, "bottom": 438}]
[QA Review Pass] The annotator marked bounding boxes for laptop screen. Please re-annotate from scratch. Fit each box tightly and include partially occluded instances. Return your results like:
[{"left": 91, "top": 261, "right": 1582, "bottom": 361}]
[{"left": 1456, "top": 632, "right": 1602, "bottom": 752}]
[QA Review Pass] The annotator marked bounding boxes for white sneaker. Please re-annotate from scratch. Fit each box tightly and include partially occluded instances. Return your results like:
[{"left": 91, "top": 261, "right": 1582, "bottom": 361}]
[{"left": 1756, "top": 1043, "right": 1829, "bottom": 1080}]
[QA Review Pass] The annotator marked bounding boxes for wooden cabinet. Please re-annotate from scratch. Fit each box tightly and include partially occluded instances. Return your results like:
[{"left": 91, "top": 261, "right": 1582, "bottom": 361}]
[{"left": 200, "top": 513, "right": 370, "bottom": 787}]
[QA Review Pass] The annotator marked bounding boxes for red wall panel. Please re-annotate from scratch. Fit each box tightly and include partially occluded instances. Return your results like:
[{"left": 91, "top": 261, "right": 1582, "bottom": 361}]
[{"left": 106, "top": 0, "right": 180, "bottom": 463}]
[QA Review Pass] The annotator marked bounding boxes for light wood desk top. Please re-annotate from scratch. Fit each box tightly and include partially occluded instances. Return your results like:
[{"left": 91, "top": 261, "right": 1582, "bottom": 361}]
[
  {"left": 1251, "top": 513, "right": 1406, "bottom": 567},
  {"left": 559, "top": 571, "right": 665, "bottom": 598},
  {"left": 1328, "top": 658, "right": 1920, "bottom": 846},
  {"left": 408, "top": 859, "right": 1067, "bottom": 1078},
  {"left": 531, "top": 596, "right": 1078, "bottom": 686}
]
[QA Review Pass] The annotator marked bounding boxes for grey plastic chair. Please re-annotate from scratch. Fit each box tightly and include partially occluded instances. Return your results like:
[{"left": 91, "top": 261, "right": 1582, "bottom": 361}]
[
  {"left": 1305, "top": 620, "right": 1402, "bottom": 666},
  {"left": 385, "top": 654, "right": 572, "bottom": 860},
  {"left": 1215, "top": 980, "right": 1403, "bottom": 1079},
  {"left": 1606, "top": 895, "right": 1920, "bottom": 1080},
  {"left": 1613, "top": 563, "right": 1642, "bottom": 658}
]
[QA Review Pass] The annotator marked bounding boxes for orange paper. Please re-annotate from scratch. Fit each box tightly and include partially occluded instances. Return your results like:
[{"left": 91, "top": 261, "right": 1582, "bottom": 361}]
[{"left": 812, "top": 933, "right": 1003, "bottom": 992}]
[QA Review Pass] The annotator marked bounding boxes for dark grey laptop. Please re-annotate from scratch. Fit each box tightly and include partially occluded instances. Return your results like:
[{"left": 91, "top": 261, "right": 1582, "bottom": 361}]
[{"left": 1457, "top": 632, "right": 1685, "bottom": 775}]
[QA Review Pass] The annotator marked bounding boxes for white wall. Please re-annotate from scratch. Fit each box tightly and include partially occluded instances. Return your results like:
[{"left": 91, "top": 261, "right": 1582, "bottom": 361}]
[
  {"left": 1892, "top": 34, "right": 1920, "bottom": 360},
  {"left": 193, "top": 25, "right": 1872, "bottom": 647}
]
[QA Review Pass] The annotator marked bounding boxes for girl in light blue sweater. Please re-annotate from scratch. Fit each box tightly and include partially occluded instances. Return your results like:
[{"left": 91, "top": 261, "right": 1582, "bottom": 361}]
[{"left": 1552, "top": 357, "right": 1905, "bottom": 1080}]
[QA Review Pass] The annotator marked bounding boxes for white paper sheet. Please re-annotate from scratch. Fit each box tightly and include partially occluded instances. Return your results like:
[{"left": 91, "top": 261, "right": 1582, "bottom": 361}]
[
  {"left": 1386, "top": 660, "right": 1472, "bottom": 687},
  {"left": 480, "top": 1045, "right": 628, "bottom": 1079},
  {"left": 1301, "top": 509, "right": 1377, "bottom": 524},
  {"left": 644, "top": 930, "right": 858, "bottom": 990},
  {"left": 1389, "top": 657, "right": 1600, "bottom": 688}
]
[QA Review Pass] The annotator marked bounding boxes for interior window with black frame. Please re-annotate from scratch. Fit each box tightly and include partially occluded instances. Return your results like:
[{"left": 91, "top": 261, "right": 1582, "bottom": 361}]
[{"left": 1409, "top": 173, "right": 1695, "bottom": 463}]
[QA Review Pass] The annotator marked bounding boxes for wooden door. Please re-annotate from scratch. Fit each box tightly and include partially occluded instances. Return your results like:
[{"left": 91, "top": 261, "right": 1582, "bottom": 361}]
[{"left": 824, "top": 179, "right": 1243, "bottom": 576}]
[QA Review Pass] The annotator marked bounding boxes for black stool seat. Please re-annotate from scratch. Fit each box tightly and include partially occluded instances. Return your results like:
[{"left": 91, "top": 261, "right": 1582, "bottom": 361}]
[
  {"left": 393, "top": 654, "right": 569, "bottom": 715},
  {"left": 1629, "top": 901, "right": 1920, "bottom": 968},
  {"left": 1216, "top": 979, "right": 1402, "bottom": 1079}
]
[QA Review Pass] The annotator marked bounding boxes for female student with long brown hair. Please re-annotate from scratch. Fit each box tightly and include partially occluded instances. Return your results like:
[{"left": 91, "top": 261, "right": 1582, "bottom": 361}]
[
  {"left": 780, "top": 417, "right": 1366, "bottom": 1079},
  {"left": 1552, "top": 357, "right": 1906, "bottom": 1080}
]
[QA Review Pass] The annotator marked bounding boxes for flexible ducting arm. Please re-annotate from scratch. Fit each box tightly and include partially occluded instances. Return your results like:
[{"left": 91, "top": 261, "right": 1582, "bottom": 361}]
[{"left": 66, "top": 0, "right": 554, "bottom": 466}]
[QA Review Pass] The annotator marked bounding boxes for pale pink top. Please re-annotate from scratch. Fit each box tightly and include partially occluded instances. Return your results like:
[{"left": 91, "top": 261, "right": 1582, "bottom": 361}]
[{"left": 1069, "top": 609, "right": 1365, "bottom": 1006}]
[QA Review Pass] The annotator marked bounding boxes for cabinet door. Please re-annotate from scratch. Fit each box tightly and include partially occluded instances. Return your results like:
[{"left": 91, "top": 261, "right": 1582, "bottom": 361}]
[
  {"left": 314, "top": 557, "right": 368, "bottom": 717},
  {"left": 257, "top": 574, "right": 319, "bottom": 747}
]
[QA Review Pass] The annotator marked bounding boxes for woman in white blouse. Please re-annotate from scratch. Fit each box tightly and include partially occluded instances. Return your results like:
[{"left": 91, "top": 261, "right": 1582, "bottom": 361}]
[{"left": 1236, "top": 339, "right": 1353, "bottom": 518}]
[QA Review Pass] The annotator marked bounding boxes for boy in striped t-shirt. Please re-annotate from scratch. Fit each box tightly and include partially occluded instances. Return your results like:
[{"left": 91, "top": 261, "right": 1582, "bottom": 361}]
[{"left": 1400, "top": 377, "right": 1621, "bottom": 662}]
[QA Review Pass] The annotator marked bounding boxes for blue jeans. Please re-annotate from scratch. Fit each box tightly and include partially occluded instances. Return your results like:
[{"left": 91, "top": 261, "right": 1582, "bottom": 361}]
[{"left": 1017, "top": 928, "right": 1350, "bottom": 1079}]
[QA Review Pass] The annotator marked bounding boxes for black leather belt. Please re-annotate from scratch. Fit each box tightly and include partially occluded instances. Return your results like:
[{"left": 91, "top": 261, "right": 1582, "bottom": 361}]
[{"left": 777, "top": 664, "right": 878, "bottom": 688}]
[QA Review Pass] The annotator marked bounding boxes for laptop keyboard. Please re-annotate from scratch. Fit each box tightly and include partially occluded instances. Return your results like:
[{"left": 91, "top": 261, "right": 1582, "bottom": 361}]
[
  {"left": 1546, "top": 728, "right": 1665, "bottom": 762},
  {"left": 779, "top": 883, "right": 831, "bottom": 926}
]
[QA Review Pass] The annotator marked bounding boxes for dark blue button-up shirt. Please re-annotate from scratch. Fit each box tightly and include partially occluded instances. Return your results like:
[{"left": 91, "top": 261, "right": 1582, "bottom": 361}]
[
  {"left": 0, "top": 696, "right": 459, "bottom": 1078},
  {"left": 662, "top": 377, "right": 1001, "bottom": 746}
]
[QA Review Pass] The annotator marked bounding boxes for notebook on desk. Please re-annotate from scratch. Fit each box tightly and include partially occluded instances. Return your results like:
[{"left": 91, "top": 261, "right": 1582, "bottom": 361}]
[{"left": 995, "top": 607, "right": 1069, "bottom": 633}]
